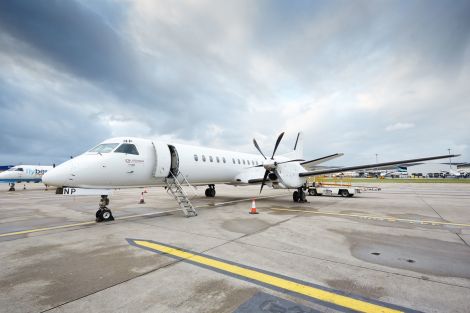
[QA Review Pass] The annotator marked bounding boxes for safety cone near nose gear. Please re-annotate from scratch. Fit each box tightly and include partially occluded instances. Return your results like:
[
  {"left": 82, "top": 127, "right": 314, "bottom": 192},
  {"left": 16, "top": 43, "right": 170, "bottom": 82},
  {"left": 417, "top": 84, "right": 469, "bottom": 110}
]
[
  {"left": 249, "top": 198, "right": 259, "bottom": 214},
  {"left": 139, "top": 192, "right": 145, "bottom": 204}
]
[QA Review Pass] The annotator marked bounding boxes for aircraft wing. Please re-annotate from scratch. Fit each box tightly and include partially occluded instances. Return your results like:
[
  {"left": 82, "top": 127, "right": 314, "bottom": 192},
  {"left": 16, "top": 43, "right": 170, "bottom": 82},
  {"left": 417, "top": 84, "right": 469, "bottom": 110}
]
[
  {"left": 299, "top": 154, "right": 459, "bottom": 177},
  {"left": 301, "top": 153, "right": 344, "bottom": 170}
]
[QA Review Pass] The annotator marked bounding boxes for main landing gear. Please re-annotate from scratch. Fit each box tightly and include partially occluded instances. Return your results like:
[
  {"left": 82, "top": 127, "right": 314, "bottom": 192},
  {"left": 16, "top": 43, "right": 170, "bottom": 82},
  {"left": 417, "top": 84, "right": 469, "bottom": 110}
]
[
  {"left": 8, "top": 183, "right": 15, "bottom": 191},
  {"left": 96, "top": 195, "right": 114, "bottom": 222},
  {"left": 205, "top": 184, "right": 216, "bottom": 197},
  {"left": 293, "top": 187, "right": 307, "bottom": 203}
]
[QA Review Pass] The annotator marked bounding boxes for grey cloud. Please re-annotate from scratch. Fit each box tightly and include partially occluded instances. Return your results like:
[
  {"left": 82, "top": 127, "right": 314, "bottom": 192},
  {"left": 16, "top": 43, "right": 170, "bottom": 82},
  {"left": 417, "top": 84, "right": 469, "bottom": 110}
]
[{"left": 0, "top": 0, "right": 468, "bottom": 165}]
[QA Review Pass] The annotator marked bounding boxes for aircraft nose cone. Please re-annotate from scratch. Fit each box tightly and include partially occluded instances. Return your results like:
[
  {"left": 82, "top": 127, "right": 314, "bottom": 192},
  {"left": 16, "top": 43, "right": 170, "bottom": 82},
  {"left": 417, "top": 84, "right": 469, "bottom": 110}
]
[{"left": 42, "top": 166, "right": 68, "bottom": 187}]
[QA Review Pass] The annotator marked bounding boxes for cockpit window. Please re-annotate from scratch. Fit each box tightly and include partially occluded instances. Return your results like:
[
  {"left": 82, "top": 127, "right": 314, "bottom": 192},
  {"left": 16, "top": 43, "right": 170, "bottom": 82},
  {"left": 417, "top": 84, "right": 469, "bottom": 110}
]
[
  {"left": 114, "top": 143, "right": 139, "bottom": 155},
  {"left": 89, "top": 143, "right": 119, "bottom": 153},
  {"left": 8, "top": 167, "right": 23, "bottom": 172}
]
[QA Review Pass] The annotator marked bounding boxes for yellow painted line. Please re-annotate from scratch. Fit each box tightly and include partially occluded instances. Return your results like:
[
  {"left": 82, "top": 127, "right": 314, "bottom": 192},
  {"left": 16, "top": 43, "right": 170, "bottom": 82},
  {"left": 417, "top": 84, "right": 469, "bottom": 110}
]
[
  {"left": 269, "top": 208, "right": 470, "bottom": 228},
  {"left": 0, "top": 209, "right": 180, "bottom": 238},
  {"left": 0, "top": 221, "right": 96, "bottom": 237},
  {"left": 133, "top": 240, "right": 403, "bottom": 313}
]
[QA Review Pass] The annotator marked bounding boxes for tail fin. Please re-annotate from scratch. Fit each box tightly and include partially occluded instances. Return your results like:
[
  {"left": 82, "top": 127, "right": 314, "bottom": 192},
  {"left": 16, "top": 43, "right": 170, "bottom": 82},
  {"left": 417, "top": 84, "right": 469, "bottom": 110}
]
[{"left": 282, "top": 132, "right": 304, "bottom": 160}]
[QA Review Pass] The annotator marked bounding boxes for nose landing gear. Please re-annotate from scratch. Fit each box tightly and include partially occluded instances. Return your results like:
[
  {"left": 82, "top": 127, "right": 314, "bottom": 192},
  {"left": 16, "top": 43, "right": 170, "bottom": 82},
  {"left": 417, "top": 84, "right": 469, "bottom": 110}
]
[
  {"left": 8, "top": 183, "right": 15, "bottom": 191},
  {"left": 96, "top": 195, "right": 114, "bottom": 222},
  {"left": 205, "top": 184, "right": 216, "bottom": 197}
]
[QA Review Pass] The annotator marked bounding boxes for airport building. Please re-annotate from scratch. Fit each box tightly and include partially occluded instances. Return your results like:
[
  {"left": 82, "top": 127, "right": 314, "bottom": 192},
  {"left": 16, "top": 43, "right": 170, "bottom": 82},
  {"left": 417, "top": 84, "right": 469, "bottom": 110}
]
[{"left": 406, "top": 162, "right": 459, "bottom": 178}]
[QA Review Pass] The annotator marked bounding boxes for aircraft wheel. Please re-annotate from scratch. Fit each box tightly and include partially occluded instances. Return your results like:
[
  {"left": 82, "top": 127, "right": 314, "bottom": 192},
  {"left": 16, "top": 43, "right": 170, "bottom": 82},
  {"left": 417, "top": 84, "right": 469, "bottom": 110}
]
[
  {"left": 299, "top": 190, "right": 306, "bottom": 202},
  {"left": 210, "top": 188, "right": 216, "bottom": 197},
  {"left": 293, "top": 191, "right": 299, "bottom": 202},
  {"left": 96, "top": 209, "right": 103, "bottom": 222},
  {"left": 205, "top": 188, "right": 211, "bottom": 197},
  {"left": 101, "top": 209, "right": 114, "bottom": 222},
  {"left": 8, "top": 187, "right": 15, "bottom": 192}
]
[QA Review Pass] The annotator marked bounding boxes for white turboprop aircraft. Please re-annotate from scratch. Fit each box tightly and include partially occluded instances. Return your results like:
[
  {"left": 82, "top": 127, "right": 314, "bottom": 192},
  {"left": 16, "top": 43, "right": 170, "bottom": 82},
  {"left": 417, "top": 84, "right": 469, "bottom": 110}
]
[
  {"left": 0, "top": 165, "right": 54, "bottom": 191},
  {"left": 42, "top": 132, "right": 458, "bottom": 222}
]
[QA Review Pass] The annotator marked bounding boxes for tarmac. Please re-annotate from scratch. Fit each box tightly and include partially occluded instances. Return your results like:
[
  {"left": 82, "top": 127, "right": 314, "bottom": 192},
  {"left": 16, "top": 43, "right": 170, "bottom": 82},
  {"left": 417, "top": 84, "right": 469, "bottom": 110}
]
[{"left": 0, "top": 182, "right": 469, "bottom": 313}]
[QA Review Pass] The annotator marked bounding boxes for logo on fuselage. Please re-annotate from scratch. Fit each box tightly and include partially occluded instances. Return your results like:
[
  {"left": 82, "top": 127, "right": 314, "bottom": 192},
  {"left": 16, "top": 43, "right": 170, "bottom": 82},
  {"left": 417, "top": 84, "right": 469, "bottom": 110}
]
[
  {"left": 25, "top": 168, "right": 48, "bottom": 176},
  {"left": 125, "top": 159, "right": 144, "bottom": 164}
]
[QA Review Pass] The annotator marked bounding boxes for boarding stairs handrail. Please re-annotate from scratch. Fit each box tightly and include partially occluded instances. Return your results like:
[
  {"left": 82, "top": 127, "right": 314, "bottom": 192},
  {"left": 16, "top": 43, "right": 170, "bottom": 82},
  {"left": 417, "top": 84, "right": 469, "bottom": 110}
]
[{"left": 166, "top": 171, "right": 197, "bottom": 217}]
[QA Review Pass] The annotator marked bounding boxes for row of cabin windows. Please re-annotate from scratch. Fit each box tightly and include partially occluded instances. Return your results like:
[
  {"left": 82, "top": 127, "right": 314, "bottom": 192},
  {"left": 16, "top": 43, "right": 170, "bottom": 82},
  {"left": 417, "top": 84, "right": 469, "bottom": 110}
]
[{"left": 194, "top": 154, "right": 260, "bottom": 166}]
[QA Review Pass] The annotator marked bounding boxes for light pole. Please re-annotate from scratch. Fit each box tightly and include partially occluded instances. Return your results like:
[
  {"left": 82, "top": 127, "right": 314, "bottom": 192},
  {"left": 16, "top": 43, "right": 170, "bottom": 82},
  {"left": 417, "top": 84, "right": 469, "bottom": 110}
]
[
  {"left": 448, "top": 148, "right": 452, "bottom": 170},
  {"left": 375, "top": 154, "right": 378, "bottom": 175}
]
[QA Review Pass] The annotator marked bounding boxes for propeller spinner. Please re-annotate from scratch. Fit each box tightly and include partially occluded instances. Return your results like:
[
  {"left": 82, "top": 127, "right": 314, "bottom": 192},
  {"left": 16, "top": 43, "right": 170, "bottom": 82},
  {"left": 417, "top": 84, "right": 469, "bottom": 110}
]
[{"left": 253, "top": 132, "right": 284, "bottom": 194}]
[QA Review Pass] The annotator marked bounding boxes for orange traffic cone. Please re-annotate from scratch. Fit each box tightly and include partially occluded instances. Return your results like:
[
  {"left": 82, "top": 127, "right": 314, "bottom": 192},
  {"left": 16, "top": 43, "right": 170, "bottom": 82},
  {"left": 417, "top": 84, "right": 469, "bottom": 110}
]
[
  {"left": 139, "top": 192, "right": 145, "bottom": 204},
  {"left": 249, "top": 198, "right": 258, "bottom": 214}
]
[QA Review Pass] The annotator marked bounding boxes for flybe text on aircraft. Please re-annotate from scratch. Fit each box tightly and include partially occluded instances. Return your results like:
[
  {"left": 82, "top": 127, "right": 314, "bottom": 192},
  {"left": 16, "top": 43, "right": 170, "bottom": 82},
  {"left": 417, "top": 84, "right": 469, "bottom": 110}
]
[{"left": 0, "top": 165, "right": 54, "bottom": 191}]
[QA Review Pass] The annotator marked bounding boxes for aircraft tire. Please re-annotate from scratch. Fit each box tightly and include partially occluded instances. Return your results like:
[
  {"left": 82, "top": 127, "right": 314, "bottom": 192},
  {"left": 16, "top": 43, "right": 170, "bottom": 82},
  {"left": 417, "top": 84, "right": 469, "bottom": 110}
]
[
  {"left": 101, "top": 209, "right": 114, "bottom": 222},
  {"left": 205, "top": 188, "right": 210, "bottom": 197},
  {"left": 293, "top": 191, "right": 299, "bottom": 202},
  {"left": 95, "top": 209, "right": 104, "bottom": 222},
  {"left": 210, "top": 188, "right": 216, "bottom": 197}
]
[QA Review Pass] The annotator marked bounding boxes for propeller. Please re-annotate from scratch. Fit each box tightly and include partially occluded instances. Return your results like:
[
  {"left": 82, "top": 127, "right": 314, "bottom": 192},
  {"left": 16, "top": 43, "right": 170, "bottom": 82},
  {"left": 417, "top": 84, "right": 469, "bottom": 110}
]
[{"left": 253, "top": 132, "right": 285, "bottom": 194}]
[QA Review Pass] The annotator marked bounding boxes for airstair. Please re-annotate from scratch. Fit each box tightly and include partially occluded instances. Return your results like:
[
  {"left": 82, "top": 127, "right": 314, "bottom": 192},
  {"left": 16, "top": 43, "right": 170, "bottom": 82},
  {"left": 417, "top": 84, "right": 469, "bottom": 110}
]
[{"left": 165, "top": 171, "right": 197, "bottom": 217}]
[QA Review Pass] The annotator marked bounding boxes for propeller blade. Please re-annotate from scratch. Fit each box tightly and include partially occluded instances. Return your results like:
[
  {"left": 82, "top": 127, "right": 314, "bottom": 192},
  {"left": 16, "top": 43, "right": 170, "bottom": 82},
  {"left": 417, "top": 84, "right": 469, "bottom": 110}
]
[
  {"left": 253, "top": 138, "right": 267, "bottom": 159},
  {"left": 259, "top": 169, "right": 270, "bottom": 194},
  {"left": 271, "top": 132, "right": 285, "bottom": 159}
]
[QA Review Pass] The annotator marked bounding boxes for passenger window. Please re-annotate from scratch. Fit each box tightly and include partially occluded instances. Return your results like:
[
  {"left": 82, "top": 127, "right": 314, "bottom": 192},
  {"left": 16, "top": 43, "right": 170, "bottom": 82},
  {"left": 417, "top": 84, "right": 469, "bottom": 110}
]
[
  {"left": 232, "top": 158, "right": 235, "bottom": 164},
  {"left": 216, "top": 156, "right": 220, "bottom": 163},
  {"left": 194, "top": 154, "right": 198, "bottom": 161},
  {"left": 222, "top": 157, "right": 226, "bottom": 163},
  {"left": 209, "top": 156, "right": 213, "bottom": 162},
  {"left": 238, "top": 159, "right": 241, "bottom": 164},
  {"left": 243, "top": 159, "right": 246, "bottom": 165},
  {"left": 114, "top": 143, "right": 139, "bottom": 155},
  {"left": 202, "top": 155, "right": 206, "bottom": 162}
]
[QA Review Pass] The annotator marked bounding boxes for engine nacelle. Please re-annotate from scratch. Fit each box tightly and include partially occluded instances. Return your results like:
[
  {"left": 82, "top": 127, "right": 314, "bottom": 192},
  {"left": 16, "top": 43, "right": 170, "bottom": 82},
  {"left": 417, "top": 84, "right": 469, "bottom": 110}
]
[{"left": 275, "top": 162, "right": 307, "bottom": 188}]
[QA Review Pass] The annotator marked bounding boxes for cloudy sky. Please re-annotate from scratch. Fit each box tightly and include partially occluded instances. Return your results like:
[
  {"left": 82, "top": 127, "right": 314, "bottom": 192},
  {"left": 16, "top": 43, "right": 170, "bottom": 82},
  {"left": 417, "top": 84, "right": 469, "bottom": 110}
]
[{"left": 0, "top": 0, "right": 469, "bottom": 166}]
